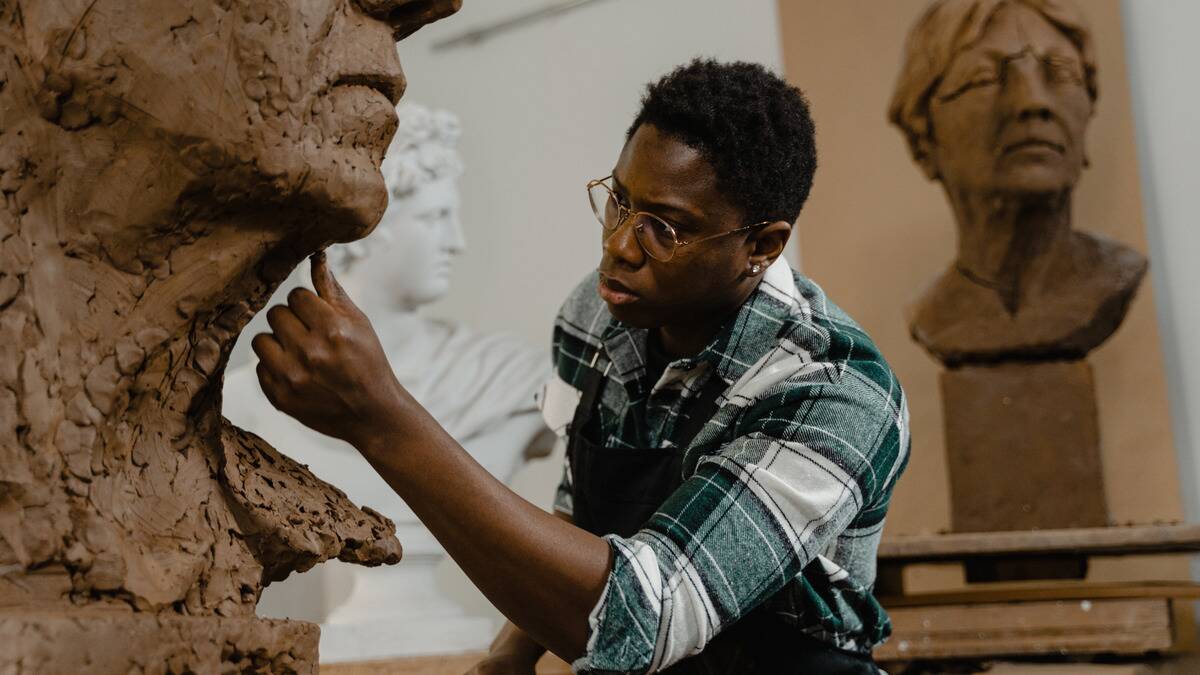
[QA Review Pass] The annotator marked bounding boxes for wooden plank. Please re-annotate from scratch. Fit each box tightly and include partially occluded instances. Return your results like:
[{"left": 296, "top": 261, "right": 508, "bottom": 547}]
[
  {"left": 882, "top": 581, "right": 1200, "bottom": 608},
  {"left": 879, "top": 524, "right": 1200, "bottom": 563},
  {"left": 874, "top": 597, "right": 1173, "bottom": 662}
]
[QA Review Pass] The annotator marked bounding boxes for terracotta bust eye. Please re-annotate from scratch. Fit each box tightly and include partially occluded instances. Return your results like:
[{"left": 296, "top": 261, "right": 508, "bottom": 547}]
[{"left": 936, "top": 60, "right": 1002, "bottom": 102}]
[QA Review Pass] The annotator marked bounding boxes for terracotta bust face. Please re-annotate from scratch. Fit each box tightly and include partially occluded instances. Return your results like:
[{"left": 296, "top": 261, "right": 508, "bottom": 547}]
[
  {"left": 0, "top": 0, "right": 458, "bottom": 636},
  {"left": 922, "top": 3, "right": 1092, "bottom": 198},
  {"left": 889, "top": 0, "right": 1146, "bottom": 366}
]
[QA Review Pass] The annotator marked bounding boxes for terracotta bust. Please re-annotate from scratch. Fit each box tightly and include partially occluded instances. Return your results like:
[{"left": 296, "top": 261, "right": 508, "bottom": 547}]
[
  {"left": 888, "top": 0, "right": 1146, "bottom": 366},
  {"left": 0, "top": 1, "right": 459, "bottom": 672}
]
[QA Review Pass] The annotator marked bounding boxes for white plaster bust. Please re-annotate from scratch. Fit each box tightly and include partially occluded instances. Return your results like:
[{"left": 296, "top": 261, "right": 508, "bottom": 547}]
[{"left": 222, "top": 103, "right": 553, "bottom": 660}]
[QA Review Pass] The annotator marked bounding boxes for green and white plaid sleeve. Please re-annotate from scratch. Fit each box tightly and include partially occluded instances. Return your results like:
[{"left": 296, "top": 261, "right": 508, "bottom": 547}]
[{"left": 574, "top": 360, "right": 905, "bottom": 673}]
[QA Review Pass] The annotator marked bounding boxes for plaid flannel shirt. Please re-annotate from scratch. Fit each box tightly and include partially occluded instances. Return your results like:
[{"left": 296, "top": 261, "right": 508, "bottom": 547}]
[{"left": 542, "top": 257, "right": 910, "bottom": 673}]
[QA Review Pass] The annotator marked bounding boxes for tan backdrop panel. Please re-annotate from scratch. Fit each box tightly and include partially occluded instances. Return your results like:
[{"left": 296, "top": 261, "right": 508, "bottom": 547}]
[{"left": 777, "top": 0, "right": 1180, "bottom": 539}]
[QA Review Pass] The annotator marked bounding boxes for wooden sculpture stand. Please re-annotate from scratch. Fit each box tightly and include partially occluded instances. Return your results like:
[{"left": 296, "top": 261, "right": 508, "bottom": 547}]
[{"left": 873, "top": 524, "right": 1200, "bottom": 664}]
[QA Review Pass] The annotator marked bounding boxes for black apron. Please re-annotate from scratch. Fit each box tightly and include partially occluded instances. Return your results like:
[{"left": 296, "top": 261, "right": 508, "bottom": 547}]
[{"left": 568, "top": 355, "right": 880, "bottom": 674}]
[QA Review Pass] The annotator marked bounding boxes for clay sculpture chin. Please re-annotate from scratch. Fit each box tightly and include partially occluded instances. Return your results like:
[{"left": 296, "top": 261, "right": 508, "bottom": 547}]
[{"left": 0, "top": 1, "right": 460, "bottom": 672}]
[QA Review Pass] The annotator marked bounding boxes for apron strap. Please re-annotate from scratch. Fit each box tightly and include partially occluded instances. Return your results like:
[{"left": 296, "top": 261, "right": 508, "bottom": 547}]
[
  {"left": 669, "top": 372, "right": 727, "bottom": 449},
  {"left": 568, "top": 349, "right": 609, "bottom": 437}
]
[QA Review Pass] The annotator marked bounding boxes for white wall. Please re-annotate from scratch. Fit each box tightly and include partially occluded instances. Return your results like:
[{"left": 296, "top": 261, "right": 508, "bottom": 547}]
[
  {"left": 1122, "top": 0, "right": 1200, "bottom": 528},
  {"left": 398, "top": 0, "right": 784, "bottom": 347}
]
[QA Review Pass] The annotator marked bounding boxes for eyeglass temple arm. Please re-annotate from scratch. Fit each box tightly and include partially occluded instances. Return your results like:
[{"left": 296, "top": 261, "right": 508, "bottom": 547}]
[{"left": 676, "top": 221, "right": 772, "bottom": 247}]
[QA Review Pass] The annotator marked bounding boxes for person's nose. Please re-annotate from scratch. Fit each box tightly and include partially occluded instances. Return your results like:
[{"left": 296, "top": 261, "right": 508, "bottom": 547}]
[
  {"left": 353, "top": 0, "right": 462, "bottom": 41},
  {"left": 1002, "top": 53, "right": 1055, "bottom": 123},
  {"left": 602, "top": 213, "right": 646, "bottom": 268}
]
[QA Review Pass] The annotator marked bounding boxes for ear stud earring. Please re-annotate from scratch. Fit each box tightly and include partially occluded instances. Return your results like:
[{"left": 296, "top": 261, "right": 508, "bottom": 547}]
[{"left": 751, "top": 263, "right": 762, "bottom": 274}]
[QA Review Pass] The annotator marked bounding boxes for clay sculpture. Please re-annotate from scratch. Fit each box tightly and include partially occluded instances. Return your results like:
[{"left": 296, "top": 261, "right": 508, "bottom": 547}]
[{"left": 0, "top": 1, "right": 460, "bottom": 672}]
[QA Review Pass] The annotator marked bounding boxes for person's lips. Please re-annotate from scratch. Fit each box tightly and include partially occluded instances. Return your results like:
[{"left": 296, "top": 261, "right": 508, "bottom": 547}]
[{"left": 597, "top": 273, "right": 640, "bottom": 306}]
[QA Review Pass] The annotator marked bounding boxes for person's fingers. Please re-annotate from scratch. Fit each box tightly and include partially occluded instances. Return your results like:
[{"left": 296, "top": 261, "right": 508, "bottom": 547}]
[
  {"left": 310, "top": 251, "right": 349, "bottom": 305},
  {"left": 251, "top": 332, "right": 282, "bottom": 363},
  {"left": 265, "top": 305, "right": 309, "bottom": 353},
  {"left": 286, "top": 286, "right": 330, "bottom": 329},
  {"left": 255, "top": 361, "right": 284, "bottom": 408},
  {"left": 251, "top": 333, "right": 300, "bottom": 382}
]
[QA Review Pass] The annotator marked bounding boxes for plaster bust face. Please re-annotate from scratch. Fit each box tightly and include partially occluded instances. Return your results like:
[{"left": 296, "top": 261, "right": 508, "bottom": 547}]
[
  {"left": 353, "top": 177, "right": 466, "bottom": 310},
  {"left": 923, "top": 3, "right": 1093, "bottom": 197}
]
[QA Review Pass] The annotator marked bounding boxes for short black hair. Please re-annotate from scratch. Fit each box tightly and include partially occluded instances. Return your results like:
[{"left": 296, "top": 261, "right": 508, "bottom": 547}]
[{"left": 627, "top": 59, "right": 817, "bottom": 226}]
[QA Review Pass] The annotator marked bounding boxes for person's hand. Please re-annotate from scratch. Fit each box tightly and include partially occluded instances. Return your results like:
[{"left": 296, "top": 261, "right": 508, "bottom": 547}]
[
  {"left": 251, "top": 251, "right": 410, "bottom": 449},
  {"left": 463, "top": 652, "right": 539, "bottom": 675}
]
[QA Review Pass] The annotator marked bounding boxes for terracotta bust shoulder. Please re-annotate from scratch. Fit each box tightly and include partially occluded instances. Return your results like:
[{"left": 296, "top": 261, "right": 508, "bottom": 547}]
[{"left": 908, "top": 230, "right": 1146, "bottom": 366}]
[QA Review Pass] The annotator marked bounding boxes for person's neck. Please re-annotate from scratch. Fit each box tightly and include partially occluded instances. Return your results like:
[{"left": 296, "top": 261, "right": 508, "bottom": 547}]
[
  {"left": 656, "top": 292, "right": 750, "bottom": 359},
  {"left": 948, "top": 186, "right": 1072, "bottom": 314}
]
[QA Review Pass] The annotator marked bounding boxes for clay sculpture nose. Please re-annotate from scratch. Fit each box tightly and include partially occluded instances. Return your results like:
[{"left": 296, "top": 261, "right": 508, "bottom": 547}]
[{"left": 354, "top": 0, "right": 463, "bottom": 41}]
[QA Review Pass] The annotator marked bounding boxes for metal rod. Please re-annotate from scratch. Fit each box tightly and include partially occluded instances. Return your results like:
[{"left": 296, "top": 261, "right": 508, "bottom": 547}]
[{"left": 431, "top": 0, "right": 614, "bottom": 52}]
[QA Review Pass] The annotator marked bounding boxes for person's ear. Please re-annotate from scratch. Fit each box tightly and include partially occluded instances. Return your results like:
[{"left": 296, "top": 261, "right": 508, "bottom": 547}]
[{"left": 746, "top": 221, "right": 791, "bottom": 275}]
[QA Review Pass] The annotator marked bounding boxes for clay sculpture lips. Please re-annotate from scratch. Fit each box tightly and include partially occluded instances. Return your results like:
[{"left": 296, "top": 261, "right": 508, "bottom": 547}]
[
  {"left": 332, "top": 72, "right": 407, "bottom": 106},
  {"left": 319, "top": 70, "right": 407, "bottom": 164}
]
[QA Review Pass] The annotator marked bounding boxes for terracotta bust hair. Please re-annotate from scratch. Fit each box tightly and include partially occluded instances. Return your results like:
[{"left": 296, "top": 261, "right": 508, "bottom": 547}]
[
  {"left": 0, "top": 0, "right": 458, "bottom": 670},
  {"left": 888, "top": 0, "right": 1146, "bottom": 366}
]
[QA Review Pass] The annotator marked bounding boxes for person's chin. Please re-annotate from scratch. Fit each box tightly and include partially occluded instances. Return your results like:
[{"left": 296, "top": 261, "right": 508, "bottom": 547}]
[{"left": 605, "top": 300, "right": 659, "bottom": 329}]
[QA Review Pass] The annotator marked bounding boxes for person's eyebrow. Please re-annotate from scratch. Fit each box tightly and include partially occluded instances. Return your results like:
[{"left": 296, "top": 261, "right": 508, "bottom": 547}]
[{"left": 611, "top": 171, "right": 706, "bottom": 225}]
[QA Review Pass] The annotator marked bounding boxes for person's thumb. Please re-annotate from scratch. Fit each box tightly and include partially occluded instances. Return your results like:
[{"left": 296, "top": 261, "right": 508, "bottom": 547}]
[{"left": 311, "top": 250, "right": 350, "bottom": 307}]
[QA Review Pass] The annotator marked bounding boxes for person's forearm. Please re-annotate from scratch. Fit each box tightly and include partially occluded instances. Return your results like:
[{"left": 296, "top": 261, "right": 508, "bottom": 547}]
[{"left": 357, "top": 400, "right": 611, "bottom": 662}]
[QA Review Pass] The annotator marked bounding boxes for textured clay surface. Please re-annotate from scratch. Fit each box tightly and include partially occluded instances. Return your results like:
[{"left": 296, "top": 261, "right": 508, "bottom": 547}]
[
  {"left": 1, "top": 610, "right": 320, "bottom": 675},
  {"left": 0, "top": 0, "right": 459, "bottom": 672},
  {"left": 908, "top": 230, "right": 1147, "bottom": 367},
  {"left": 941, "top": 360, "right": 1108, "bottom": 533}
]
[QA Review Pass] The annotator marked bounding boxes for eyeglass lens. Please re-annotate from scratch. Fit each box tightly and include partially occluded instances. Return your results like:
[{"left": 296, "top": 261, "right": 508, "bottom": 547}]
[{"left": 588, "top": 183, "right": 678, "bottom": 261}]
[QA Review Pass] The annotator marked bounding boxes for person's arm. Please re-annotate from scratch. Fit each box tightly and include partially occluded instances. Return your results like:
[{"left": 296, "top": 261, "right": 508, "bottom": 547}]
[
  {"left": 252, "top": 254, "right": 608, "bottom": 662},
  {"left": 467, "top": 512, "right": 572, "bottom": 674},
  {"left": 253, "top": 254, "right": 906, "bottom": 672},
  {"left": 466, "top": 622, "right": 546, "bottom": 674}
]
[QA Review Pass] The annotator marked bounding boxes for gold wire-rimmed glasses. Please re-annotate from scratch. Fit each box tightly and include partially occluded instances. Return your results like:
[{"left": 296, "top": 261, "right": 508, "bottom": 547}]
[{"left": 586, "top": 175, "right": 770, "bottom": 262}]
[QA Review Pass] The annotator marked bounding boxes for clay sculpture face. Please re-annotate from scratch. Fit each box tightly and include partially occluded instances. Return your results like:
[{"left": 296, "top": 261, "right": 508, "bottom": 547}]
[
  {"left": 922, "top": 3, "right": 1093, "bottom": 198},
  {"left": 888, "top": 0, "right": 1145, "bottom": 365},
  {"left": 0, "top": 0, "right": 460, "bottom": 670}
]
